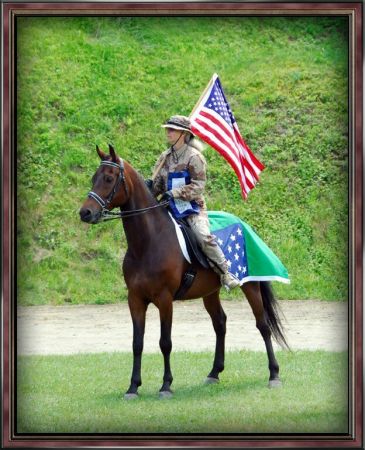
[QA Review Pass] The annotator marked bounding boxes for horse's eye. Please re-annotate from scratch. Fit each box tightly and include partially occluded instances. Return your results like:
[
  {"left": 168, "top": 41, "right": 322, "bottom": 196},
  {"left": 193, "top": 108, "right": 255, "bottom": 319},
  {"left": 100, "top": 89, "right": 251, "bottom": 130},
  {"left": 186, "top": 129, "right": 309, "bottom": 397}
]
[{"left": 104, "top": 175, "right": 113, "bottom": 183}]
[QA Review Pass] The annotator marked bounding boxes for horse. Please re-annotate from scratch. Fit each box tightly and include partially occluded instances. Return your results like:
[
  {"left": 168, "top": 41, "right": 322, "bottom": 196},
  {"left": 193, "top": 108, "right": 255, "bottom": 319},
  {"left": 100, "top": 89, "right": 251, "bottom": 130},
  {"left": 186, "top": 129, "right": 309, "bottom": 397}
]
[{"left": 79, "top": 144, "right": 289, "bottom": 399}]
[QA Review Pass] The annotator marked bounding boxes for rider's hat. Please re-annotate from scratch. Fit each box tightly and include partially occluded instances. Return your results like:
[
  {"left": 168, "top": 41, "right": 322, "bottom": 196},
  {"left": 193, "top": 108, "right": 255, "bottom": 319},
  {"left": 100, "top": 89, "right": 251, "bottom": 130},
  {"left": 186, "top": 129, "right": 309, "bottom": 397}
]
[{"left": 161, "top": 115, "right": 193, "bottom": 134}]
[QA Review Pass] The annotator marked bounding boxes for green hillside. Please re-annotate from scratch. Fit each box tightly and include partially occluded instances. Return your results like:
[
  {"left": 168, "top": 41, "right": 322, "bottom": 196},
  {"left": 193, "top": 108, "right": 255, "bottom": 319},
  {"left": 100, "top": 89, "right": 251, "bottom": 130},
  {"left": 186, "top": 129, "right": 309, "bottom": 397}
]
[{"left": 16, "top": 16, "right": 349, "bottom": 305}]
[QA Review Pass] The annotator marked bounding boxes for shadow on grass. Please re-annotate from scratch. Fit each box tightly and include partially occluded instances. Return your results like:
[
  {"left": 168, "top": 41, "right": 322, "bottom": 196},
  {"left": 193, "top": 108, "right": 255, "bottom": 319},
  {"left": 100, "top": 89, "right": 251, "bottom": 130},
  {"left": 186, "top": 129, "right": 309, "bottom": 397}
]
[{"left": 100, "top": 374, "right": 271, "bottom": 404}]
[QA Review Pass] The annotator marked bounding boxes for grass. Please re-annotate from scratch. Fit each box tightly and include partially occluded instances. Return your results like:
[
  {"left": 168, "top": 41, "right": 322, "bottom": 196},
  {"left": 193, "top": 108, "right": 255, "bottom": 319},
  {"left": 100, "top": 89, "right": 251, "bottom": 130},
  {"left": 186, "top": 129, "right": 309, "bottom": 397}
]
[
  {"left": 16, "top": 16, "right": 349, "bottom": 305},
  {"left": 17, "top": 350, "right": 348, "bottom": 434}
]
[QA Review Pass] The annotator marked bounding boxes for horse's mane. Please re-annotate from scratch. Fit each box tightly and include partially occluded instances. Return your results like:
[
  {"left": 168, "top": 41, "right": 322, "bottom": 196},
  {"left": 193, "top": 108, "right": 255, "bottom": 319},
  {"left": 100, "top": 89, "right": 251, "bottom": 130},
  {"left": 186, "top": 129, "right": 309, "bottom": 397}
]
[{"left": 125, "top": 159, "right": 169, "bottom": 216}]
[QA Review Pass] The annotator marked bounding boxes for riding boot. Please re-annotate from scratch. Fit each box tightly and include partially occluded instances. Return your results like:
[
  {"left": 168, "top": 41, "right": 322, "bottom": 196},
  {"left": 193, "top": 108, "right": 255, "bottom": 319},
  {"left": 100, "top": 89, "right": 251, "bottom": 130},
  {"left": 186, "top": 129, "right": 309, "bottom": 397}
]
[
  {"left": 220, "top": 271, "right": 241, "bottom": 291},
  {"left": 203, "top": 247, "right": 240, "bottom": 291}
]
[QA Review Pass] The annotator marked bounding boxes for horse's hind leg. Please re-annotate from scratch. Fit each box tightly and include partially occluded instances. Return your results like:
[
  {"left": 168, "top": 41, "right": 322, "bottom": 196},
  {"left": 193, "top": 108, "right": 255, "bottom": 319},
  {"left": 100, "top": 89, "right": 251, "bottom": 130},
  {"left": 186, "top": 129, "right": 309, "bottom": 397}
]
[
  {"left": 125, "top": 294, "right": 147, "bottom": 399},
  {"left": 242, "top": 282, "right": 281, "bottom": 388},
  {"left": 203, "top": 291, "right": 227, "bottom": 383}
]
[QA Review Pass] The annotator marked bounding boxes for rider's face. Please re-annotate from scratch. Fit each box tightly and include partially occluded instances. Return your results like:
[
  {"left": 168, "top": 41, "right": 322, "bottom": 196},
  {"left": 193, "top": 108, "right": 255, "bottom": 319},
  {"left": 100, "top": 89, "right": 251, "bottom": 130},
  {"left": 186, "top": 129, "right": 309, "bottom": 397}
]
[{"left": 166, "top": 128, "right": 184, "bottom": 146}]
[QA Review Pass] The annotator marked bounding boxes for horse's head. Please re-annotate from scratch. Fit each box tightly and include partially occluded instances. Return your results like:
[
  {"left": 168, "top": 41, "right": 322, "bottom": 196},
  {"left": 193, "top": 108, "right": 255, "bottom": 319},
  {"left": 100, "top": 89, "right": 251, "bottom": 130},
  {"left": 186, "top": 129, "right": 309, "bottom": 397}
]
[{"left": 79, "top": 144, "right": 129, "bottom": 224}]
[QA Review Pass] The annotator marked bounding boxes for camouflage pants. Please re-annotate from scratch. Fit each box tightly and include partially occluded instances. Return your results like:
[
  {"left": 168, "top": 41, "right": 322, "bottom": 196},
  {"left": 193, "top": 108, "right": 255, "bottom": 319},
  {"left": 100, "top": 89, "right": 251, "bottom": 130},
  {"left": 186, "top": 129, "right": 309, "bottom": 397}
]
[{"left": 186, "top": 212, "right": 228, "bottom": 274}]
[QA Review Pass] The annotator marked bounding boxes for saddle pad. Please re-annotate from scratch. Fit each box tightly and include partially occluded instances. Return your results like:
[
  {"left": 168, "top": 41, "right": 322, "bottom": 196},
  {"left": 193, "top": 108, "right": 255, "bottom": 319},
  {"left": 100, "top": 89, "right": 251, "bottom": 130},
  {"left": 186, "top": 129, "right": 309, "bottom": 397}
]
[{"left": 168, "top": 212, "right": 192, "bottom": 264}]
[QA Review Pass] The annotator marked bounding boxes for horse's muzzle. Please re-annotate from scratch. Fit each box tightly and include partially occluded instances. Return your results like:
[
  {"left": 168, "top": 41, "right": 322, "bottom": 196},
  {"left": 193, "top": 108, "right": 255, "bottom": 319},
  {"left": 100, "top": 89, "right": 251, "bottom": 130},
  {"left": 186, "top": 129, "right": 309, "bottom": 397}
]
[{"left": 79, "top": 207, "right": 101, "bottom": 224}]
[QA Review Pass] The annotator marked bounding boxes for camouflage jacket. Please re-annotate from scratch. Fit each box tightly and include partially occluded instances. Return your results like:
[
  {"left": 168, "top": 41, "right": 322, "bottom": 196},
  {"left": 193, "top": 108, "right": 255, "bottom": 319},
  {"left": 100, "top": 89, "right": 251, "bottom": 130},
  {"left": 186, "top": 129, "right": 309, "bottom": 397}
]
[{"left": 152, "top": 143, "right": 207, "bottom": 210}]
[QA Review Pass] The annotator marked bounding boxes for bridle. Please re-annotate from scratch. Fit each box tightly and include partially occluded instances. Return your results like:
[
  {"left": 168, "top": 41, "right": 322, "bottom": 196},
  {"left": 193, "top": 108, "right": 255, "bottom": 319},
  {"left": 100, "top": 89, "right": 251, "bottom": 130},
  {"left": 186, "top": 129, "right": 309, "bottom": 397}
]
[
  {"left": 88, "top": 159, "right": 127, "bottom": 209},
  {"left": 87, "top": 159, "right": 169, "bottom": 221}
]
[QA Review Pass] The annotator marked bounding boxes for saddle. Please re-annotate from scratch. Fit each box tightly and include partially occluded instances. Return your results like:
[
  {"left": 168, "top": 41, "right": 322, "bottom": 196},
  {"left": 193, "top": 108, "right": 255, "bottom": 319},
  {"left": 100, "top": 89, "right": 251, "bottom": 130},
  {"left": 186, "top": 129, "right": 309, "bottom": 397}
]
[
  {"left": 175, "top": 218, "right": 210, "bottom": 270},
  {"left": 173, "top": 217, "right": 211, "bottom": 300}
]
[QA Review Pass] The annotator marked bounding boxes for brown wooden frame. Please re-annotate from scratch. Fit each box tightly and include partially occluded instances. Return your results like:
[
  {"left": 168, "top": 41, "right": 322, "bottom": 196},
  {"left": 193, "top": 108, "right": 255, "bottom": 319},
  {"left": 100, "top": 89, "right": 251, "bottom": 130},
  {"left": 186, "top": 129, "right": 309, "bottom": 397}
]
[{"left": 2, "top": 1, "right": 363, "bottom": 448}]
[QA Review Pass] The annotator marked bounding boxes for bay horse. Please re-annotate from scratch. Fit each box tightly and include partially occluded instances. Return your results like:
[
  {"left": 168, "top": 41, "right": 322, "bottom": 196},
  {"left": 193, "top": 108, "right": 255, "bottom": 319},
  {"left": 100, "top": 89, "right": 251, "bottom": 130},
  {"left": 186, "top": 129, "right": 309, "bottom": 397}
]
[{"left": 79, "top": 144, "right": 289, "bottom": 399}]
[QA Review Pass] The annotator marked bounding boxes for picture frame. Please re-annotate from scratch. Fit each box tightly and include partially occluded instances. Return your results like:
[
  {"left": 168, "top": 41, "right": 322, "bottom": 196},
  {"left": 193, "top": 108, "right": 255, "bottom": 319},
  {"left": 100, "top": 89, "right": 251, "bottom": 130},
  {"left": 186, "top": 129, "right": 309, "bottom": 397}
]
[{"left": 2, "top": 1, "right": 363, "bottom": 448}]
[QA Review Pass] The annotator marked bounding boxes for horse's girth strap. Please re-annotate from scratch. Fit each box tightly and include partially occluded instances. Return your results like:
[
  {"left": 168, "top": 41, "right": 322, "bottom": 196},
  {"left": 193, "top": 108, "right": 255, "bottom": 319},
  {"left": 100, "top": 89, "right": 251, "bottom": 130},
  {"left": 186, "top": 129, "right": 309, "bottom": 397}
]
[{"left": 173, "top": 268, "right": 197, "bottom": 300}]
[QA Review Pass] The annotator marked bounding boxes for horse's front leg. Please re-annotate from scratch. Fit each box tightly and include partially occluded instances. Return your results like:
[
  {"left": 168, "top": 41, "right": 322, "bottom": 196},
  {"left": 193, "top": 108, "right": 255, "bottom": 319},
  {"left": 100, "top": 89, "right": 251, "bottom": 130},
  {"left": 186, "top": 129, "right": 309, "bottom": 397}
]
[
  {"left": 124, "top": 293, "right": 147, "bottom": 400},
  {"left": 157, "top": 293, "right": 174, "bottom": 398}
]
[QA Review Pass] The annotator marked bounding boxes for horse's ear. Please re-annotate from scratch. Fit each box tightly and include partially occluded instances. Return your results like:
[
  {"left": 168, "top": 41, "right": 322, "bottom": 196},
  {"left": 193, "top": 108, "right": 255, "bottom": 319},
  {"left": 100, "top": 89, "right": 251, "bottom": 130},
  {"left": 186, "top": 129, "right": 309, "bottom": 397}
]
[
  {"left": 108, "top": 144, "right": 117, "bottom": 163},
  {"left": 96, "top": 145, "right": 107, "bottom": 160}
]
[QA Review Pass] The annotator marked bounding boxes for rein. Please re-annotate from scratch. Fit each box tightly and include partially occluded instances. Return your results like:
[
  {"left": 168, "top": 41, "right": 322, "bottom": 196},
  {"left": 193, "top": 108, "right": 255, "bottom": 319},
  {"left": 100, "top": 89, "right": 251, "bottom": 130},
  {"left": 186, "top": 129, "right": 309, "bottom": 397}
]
[
  {"left": 88, "top": 159, "right": 169, "bottom": 221},
  {"left": 101, "top": 201, "right": 170, "bottom": 221}
]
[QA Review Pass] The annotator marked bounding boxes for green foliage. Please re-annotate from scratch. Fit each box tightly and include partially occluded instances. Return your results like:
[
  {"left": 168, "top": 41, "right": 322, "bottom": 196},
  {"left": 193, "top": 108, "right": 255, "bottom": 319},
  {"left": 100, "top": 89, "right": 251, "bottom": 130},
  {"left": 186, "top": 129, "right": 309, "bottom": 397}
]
[
  {"left": 17, "top": 350, "right": 348, "bottom": 433},
  {"left": 16, "top": 16, "right": 349, "bottom": 304}
]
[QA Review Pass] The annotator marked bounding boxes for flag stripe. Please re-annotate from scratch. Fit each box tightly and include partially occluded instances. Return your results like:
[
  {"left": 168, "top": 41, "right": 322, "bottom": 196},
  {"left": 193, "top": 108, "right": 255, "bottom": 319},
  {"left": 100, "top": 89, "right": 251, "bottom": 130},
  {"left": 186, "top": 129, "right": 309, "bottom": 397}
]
[
  {"left": 193, "top": 117, "right": 256, "bottom": 190},
  {"left": 191, "top": 121, "right": 252, "bottom": 195},
  {"left": 200, "top": 109, "right": 241, "bottom": 155},
  {"left": 195, "top": 115, "right": 239, "bottom": 161},
  {"left": 236, "top": 144, "right": 261, "bottom": 181},
  {"left": 233, "top": 126, "right": 265, "bottom": 179},
  {"left": 234, "top": 127, "right": 265, "bottom": 171},
  {"left": 192, "top": 115, "right": 257, "bottom": 189},
  {"left": 193, "top": 109, "right": 258, "bottom": 188},
  {"left": 192, "top": 120, "right": 256, "bottom": 191},
  {"left": 192, "top": 122, "right": 249, "bottom": 197}
]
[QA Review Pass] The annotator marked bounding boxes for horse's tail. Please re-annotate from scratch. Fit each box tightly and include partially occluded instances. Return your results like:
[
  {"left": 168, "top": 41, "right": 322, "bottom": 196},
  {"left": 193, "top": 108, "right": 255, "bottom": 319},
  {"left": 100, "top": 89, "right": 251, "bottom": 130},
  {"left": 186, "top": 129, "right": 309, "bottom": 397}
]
[{"left": 260, "top": 281, "right": 290, "bottom": 350}]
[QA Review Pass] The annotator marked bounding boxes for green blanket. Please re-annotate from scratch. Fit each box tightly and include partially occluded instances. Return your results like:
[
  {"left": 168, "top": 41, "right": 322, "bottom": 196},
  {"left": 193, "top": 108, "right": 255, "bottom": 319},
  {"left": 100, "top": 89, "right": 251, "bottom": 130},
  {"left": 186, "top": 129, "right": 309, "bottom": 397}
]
[{"left": 208, "top": 211, "right": 290, "bottom": 284}]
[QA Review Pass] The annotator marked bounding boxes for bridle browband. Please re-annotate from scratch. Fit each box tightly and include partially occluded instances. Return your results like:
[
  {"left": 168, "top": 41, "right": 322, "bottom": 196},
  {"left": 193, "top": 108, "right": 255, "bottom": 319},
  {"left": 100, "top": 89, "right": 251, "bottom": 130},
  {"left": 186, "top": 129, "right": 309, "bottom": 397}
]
[{"left": 87, "top": 159, "right": 169, "bottom": 221}]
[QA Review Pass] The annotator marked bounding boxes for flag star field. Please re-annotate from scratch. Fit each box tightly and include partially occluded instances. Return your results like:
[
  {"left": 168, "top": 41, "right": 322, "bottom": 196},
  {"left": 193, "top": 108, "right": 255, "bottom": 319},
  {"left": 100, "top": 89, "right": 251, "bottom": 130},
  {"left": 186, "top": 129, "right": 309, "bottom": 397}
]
[{"left": 213, "top": 222, "right": 249, "bottom": 281}]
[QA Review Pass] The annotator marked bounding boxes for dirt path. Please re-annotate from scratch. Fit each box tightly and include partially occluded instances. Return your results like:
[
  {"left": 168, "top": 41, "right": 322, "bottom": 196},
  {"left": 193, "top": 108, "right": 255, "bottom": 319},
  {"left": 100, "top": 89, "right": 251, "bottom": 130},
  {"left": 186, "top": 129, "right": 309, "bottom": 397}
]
[{"left": 17, "top": 300, "right": 348, "bottom": 355}]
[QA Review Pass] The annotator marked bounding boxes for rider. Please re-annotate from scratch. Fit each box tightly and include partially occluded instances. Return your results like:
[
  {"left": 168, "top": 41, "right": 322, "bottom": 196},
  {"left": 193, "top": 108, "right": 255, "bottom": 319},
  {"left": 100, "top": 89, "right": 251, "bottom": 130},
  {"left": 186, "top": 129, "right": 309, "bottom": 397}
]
[{"left": 147, "top": 114, "right": 240, "bottom": 291}]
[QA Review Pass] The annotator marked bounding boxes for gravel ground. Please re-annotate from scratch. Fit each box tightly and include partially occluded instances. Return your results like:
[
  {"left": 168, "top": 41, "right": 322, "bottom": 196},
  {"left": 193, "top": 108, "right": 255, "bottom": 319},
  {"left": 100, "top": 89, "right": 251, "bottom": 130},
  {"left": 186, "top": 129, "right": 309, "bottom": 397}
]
[{"left": 17, "top": 300, "right": 348, "bottom": 355}]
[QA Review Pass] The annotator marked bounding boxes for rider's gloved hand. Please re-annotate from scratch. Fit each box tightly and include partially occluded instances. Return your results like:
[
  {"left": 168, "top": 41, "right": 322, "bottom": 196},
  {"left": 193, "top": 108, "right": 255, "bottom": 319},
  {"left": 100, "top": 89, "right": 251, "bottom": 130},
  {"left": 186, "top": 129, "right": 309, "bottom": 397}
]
[{"left": 160, "top": 191, "right": 173, "bottom": 203}]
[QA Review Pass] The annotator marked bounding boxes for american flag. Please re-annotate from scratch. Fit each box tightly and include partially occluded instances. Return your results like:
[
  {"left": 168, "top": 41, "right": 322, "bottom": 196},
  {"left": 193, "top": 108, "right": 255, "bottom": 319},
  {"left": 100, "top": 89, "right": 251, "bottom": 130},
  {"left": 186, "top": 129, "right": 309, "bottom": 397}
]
[{"left": 190, "top": 74, "right": 265, "bottom": 199}]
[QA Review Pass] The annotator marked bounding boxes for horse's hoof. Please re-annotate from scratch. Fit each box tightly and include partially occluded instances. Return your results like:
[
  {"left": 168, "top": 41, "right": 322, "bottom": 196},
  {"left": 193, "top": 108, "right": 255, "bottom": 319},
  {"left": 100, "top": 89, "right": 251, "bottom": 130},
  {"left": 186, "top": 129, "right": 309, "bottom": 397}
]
[
  {"left": 205, "top": 377, "right": 220, "bottom": 385},
  {"left": 124, "top": 393, "right": 139, "bottom": 400},
  {"left": 268, "top": 379, "right": 282, "bottom": 389},
  {"left": 159, "top": 390, "right": 173, "bottom": 399}
]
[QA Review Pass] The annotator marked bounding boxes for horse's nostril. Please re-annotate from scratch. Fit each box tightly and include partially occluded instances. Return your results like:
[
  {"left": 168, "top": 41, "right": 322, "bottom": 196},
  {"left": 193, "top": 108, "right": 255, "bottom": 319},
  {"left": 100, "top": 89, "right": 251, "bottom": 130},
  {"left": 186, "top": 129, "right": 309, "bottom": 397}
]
[{"left": 80, "top": 208, "right": 92, "bottom": 222}]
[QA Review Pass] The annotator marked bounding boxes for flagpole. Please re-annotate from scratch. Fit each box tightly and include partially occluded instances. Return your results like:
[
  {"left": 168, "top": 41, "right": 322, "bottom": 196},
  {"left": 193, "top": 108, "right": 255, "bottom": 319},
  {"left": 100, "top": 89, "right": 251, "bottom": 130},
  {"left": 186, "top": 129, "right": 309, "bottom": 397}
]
[{"left": 189, "top": 73, "right": 217, "bottom": 119}]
